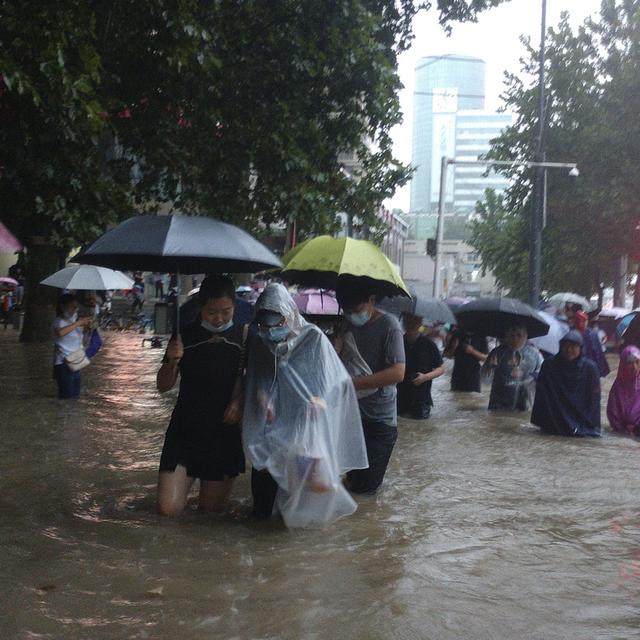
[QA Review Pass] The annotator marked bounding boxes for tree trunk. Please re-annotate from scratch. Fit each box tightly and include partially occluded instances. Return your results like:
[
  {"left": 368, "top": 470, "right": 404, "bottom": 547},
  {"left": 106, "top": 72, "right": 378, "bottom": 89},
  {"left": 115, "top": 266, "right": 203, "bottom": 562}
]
[
  {"left": 592, "top": 267, "right": 604, "bottom": 313},
  {"left": 20, "top": 240, "right": 64, "bottom": 342},
  {"left": 613, "top": 255, "right": 628, "bottom": 308}
]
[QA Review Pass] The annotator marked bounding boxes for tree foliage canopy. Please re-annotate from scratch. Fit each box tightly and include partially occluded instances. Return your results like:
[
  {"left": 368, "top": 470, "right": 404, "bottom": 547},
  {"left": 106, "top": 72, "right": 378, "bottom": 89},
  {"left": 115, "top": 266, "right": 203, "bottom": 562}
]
[
  {"left": 470, "top": 0, "right": 640, "bottom": 298},
  {"left": 1, "top": 0, "right": 509, "bottom": 251}
]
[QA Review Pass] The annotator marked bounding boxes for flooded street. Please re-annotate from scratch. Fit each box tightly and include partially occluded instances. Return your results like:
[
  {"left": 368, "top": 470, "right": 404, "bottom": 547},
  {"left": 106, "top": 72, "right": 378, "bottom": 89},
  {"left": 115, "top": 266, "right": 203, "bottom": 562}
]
[{"left": 1, "top": 329, "right": 639, "bottom": 639}]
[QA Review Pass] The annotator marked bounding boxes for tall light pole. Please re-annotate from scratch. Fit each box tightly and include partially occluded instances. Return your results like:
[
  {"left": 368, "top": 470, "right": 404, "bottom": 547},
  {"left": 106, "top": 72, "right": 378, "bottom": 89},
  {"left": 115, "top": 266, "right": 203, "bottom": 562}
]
[
  {"left": 528, "top": 0, "right": 548, "bottom": 307},
  {"left": 432, "top": 156, "right": 449, "bottom": 298},
  {"left": 432, "top": 156, "right": 578, "bottom": 299}
]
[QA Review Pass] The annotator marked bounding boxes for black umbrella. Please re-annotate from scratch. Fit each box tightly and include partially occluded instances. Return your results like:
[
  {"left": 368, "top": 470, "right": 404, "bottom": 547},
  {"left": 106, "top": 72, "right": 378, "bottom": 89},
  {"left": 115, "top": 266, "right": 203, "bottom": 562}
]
[
  {"left": 454, "top": 297, "right": 550, "bottom": 339},
  {"left": 74, "top": 215, "right": 282, "bottom": 274},
  {"left": 73, "top": 215, "right": 282, "bottom": 333},
  {"left": 377, "top": 288, "right": 456, "bottom": 324}
]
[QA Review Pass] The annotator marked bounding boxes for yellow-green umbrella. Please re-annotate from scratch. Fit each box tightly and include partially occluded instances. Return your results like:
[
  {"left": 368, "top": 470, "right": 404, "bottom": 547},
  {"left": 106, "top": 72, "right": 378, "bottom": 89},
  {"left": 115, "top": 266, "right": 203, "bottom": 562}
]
[{"left": 281, "top": 235, "right": 410, "bottom": 297}]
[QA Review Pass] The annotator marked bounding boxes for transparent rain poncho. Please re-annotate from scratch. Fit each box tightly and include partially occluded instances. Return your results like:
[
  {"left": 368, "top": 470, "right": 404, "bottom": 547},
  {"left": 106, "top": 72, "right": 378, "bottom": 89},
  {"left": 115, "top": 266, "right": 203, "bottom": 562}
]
[
  {"left": 338, "top": 331, "right": 376, "bottom": 399},
  {"left": 243, "top": 284, "right": 368, "bottom": 528}
]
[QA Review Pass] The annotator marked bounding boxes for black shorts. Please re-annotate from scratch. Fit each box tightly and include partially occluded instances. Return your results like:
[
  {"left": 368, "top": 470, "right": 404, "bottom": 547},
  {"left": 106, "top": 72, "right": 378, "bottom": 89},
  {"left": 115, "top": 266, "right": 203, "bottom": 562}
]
[{"left": 159, "top": 425, "right": 245, "bottom": 481}]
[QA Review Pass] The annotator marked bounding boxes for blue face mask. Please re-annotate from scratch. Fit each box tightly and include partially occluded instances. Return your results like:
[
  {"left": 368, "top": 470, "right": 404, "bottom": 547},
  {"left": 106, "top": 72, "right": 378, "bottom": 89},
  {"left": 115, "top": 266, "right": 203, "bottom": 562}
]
[
  {"left": 347, "top": 310, "right": 371, "bottom": 327},
  {"left": 266, "top": 325, "right": 289, "bottom": 343},
  {"left": 201, "top": 319, "right": 233, "bottom": 334}
]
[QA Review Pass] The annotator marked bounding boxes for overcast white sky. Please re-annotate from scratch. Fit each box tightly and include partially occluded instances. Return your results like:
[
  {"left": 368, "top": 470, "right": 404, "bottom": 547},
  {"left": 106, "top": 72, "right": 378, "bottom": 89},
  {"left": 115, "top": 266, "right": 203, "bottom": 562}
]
[{"left": 387, "top": 0, "right": 603, "bottom": 211}]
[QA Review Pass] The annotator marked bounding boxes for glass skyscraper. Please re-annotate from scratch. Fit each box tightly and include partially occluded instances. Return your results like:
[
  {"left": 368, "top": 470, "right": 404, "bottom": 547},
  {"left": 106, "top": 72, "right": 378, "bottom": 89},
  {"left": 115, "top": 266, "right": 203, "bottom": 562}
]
[
  {"left": 410, "top": 54, "right": 485, "bottom": 213},
  {"left": 408, "top": 54, "right": 511, "bottom": 240}
]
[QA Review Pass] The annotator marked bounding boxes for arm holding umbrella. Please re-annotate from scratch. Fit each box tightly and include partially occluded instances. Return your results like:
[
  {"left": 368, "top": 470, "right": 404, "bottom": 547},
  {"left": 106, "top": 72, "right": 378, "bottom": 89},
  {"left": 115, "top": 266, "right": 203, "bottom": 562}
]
[{"left": 54, "top": 315, "right": 93, "bottom": 338}]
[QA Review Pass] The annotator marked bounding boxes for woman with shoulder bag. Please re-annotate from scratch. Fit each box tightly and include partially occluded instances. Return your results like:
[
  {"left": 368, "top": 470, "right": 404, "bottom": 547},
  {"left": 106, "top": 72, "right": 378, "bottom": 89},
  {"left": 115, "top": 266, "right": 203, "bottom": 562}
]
[
  {"left": 52, "top": 293, "right": 93, "bottom": 399},
  {"left": 156, "top": 274, "right": 248, "bottom": 516}
]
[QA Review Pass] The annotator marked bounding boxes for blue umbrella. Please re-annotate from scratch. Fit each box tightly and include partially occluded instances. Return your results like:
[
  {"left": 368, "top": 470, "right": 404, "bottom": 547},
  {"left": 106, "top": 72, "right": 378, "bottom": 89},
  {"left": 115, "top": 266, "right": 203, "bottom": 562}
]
[{"left": 616, "top": 312, "right": 638, "bottom": 338}]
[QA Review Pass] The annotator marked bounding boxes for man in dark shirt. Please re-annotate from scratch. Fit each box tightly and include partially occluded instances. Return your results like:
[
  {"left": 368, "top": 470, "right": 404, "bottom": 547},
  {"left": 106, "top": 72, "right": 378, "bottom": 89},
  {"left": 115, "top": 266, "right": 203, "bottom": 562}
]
[{"left": 397, "top": 313, "right": 444, "bottom": 419}]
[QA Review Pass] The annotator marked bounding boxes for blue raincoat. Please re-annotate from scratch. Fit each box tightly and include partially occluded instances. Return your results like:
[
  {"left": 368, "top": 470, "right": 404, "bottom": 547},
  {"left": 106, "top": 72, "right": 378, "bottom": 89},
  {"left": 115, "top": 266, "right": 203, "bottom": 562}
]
[{"left": 531, "top": 331, "right": 601, "bottom": 437}]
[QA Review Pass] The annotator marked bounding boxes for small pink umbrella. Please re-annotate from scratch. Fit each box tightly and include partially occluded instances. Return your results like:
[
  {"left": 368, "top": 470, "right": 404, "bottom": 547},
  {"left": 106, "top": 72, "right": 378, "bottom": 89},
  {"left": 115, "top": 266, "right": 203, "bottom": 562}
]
[
  {"left": 0, "top": 276, "right": 19, "bottom": 287},
  {"left": 0, "top": 222, "right": 22, "bottom": 253},
  {"left": 293, "top": 289, "right": 340, "bottom": 315}
]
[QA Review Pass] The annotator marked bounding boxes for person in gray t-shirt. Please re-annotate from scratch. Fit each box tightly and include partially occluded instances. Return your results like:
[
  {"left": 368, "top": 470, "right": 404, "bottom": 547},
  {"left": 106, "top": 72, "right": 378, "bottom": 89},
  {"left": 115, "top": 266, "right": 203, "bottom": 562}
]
[{"left": 336, "top": 285, "right": 405, "bottom": 494}]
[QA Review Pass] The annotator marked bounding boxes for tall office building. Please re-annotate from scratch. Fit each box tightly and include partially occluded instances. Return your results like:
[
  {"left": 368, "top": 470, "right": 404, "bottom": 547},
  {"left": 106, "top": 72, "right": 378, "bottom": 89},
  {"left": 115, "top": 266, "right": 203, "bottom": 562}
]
[
  {"left": 453, "top": 110, "right": 512, "bottom": 211},
  {"left": 410, "top": 55, "right": 485, "bottom": 213},
  {"left": 408, "top": 54, "right": 511, "bottom": 240}
]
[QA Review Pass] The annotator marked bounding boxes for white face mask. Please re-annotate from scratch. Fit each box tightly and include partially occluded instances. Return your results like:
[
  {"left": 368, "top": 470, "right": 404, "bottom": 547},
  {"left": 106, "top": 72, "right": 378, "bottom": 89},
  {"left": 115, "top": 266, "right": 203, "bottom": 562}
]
[
  {"left": 201, "top": 319, "right": 233, "bottom": 334},
  {"left": 63, "top": 311, "right": 78, "bottom": 323},
  {"left": 347, "top": 309, "right": 371, "bottom": 327}
]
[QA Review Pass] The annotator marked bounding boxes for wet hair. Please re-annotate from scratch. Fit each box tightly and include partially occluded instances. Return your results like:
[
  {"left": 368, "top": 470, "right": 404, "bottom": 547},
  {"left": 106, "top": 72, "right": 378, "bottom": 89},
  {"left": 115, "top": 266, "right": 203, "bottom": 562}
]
[
  {"left": 506, "top": 324, "right": 527, "bottom": 334},
  {"left": 56, "top": 292, "right": 76, "bottom": 316},
  {"left": 198, "top": 274, "right": 236, "bottom": 306},
  {"left": 336, "top": 286, "right": 376, "bottom": 309}
]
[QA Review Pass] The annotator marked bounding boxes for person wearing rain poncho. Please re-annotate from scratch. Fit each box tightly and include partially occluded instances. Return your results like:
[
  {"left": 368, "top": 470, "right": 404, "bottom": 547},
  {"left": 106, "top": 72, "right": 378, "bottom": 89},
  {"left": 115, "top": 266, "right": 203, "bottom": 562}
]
[
  {"left": 482, "top": 325, "right": 543, "bottom": 411},
  {"left": 607, "top": 345, "right": 640, "bottom": 437},
  {"left": 242, "top": 283, "right": 368, "bottom": 528},
  {"left": 531, "top": 330, "right": 601, "bottom": 437}
]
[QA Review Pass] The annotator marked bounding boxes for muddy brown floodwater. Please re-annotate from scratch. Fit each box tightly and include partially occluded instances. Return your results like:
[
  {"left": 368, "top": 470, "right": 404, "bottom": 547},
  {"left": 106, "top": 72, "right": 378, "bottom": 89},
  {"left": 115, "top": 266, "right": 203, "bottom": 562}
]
[{"left": 1, "top": 330, "right": 639, "bottom": 639}]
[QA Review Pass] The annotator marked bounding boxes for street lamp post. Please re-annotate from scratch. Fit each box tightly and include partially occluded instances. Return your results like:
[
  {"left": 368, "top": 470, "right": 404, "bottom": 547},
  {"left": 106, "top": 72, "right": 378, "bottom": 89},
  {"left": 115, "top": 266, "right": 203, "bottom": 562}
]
[
  {"left": 432, "top": 156, "right": 578, "bottom": 299},
  {"left": 529, "top": 0, "right": 548, "bottom": 307}
]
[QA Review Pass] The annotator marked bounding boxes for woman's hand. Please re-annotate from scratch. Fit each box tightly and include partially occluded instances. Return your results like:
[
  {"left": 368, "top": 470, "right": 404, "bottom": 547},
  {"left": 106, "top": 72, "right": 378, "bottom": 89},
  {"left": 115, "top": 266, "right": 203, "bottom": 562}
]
[
  {"left": 258, "top": 391, "right": 275, "bottom": 423},
  {"left": 412, "top": 372, "right": 428, "bottom": 386},
  {"left": 308, "top": 396, "right": 327, "bottom": 416},
  {"left": 223, "top": 397, "right": 243, "bottom": 425},
  {"left": 166, "top": 335, "right": 184, "bottom": 364},
  {"left": 79, "top": 317, "right": 93, "bottom": 330}
]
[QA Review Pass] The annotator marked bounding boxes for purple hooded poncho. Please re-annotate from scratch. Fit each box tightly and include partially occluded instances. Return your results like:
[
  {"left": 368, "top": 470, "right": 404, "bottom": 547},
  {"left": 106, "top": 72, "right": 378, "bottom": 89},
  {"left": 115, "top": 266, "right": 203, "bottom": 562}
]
[{"left": 606, "top": 346, "right": 640, "bottom": 435}]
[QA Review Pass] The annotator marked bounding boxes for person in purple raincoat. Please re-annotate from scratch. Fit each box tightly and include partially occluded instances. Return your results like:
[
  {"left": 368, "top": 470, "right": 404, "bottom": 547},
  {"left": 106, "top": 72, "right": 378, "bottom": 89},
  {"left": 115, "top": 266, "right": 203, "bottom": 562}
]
[{"left": 607, "top": 346, "right": 640, "bottom": 436}]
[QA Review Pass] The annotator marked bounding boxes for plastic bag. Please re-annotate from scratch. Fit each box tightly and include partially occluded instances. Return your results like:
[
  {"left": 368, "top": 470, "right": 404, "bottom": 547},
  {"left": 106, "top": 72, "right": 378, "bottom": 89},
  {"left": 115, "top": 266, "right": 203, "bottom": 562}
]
[{"left": 339, "top": 331, "right": 376, "bottom": 399}]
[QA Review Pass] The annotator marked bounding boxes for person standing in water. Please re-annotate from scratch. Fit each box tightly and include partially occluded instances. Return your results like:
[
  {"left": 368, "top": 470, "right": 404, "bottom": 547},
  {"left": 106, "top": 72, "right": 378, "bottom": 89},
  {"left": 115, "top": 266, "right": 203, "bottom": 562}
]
[
  {"left": 531, "top": 330, "right": 601, "bottom": 437},
  {"left": 482, "top": 324, "right": 543, "bottom": 411},
  {"left": 443, "top": 327, "right": 488, "bottom": 392},
  {"left": 156, "top": 275, "right": 247, "bottom": 516},
  {"left": 52, "top": 293, "right": 93, "bottom": 399},
  {"left": 572, "top": 310, "right": 610, "bottom": 378},
  {"left": 397, "top": 312, "right": 444, "bottom": 419},
  {"left": 243, "top": 283, "right": 367, "bottom": 527},
  {"left": 336, "top": 285, "right": 405, "bottom": 495},
  {"left": 607, "top": 345, "right": 640, "bottom": 437}
]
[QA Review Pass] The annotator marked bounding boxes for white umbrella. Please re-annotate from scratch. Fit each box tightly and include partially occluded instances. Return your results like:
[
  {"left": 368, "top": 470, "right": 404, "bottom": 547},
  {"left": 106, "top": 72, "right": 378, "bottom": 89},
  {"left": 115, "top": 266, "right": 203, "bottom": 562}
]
[
  {"left": 40, "top": 264, "right": 134, "bottom": 290},
  {"left": 529, "top": 310, "right": 570, "bottom": 355},
  {"left": 547, "top": 292, "right": 594, "bottom": 312}
]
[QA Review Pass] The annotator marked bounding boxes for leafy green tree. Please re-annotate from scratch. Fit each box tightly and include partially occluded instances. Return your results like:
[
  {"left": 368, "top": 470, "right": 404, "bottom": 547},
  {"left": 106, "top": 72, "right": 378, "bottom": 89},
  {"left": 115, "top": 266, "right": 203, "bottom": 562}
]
[
  {"left": 470, "top": 189, "right": 529, "bottom": 297},
  {"left": 1, "top": 0, "right": 509, "bottom": 340},
  {"left": 471, "top": 1, "right": 640, "bottom": 300}
]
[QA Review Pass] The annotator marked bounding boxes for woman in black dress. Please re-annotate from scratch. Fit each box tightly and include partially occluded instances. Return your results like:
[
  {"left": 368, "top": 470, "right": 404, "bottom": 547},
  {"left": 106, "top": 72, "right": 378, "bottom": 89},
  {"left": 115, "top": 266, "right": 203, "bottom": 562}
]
[
  {"left": 156, "top": 275, "right": 247, "bottom": 516},
  {"left": 443, "top": 328, "right": 488, "bottom": 392}
]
